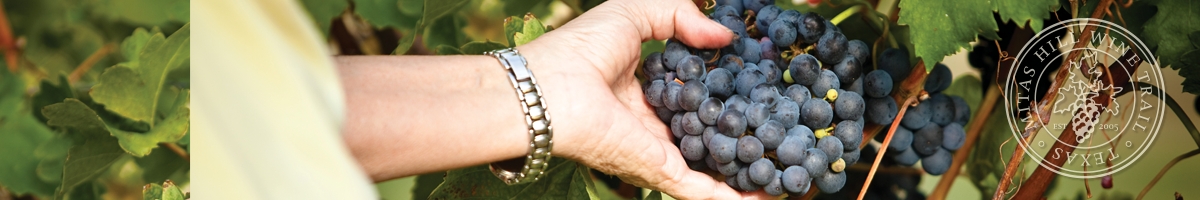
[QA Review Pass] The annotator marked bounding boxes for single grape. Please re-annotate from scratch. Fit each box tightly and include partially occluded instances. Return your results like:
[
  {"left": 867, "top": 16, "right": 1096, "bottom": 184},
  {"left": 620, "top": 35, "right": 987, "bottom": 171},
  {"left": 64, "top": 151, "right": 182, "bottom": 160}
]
[
  {"left": 760, "top": 38, "right": 778, "bottom": 62},
  {"left": 682, "top": 112, "right": 705, "bottom": 136},
  {"left": 846, "top": 40, "right": 870, "bottom": 65},
  {"left": 942, "top": 123, "right": 965, "bottom": 151},
  {"left": 670, "top": 113, "right": 687, "bottom": 140},
  {"left": 801, "top": 148, "right": 829, "bottom": 177},
  {"left": 725, "top": 95, "right": 752, "bottom": 114},
  {"left": 787, "top": 125, "right": 817, "bottom": 148},
  {"left": 679, "top": 80, "right": 709, "bottom": 111},
  {"left": 742, "top": 0, "right": 773, "bottom": 13},
  {"left": 663, "top": 40, "right": 691, "bottom": 70},
  {"left": 901, "top": 102, "right": 931, "bottom": 130},
  {"left": 865, "top": 97, "right": 898, "bottom": 124},
  {"left": 702, "top": 126, "right": 718, "bottom": 147},
  {"left": 711, "top": 4, "right": 741, "bottom": 18},
  {"left": 1101, "top": 175, "right": 1113, "bottom": 189},
  {"left": 888, "top": 127, "right": 913, "bottom": 152},
  {"left": 777, "top": 135, "right": 808, "bottom": 165},
  {"left": 705, "top": 68, "right": 736, "bottom": 98},
  {"left": 800, "top": 99, "right": 833, "bottom": 129},
  {"left": 950, "top": 96, "right": 971, "bottom": 125},
  {"left": 845, "top": 76, "right": 863, "bottom": 94},
  {"left": 680, "top": 135, "right": 707, "bottom": 161},
  {"left": 708, "top": 134, "right": 739, "bottom": 163},
  {"left": 719, "top": 15, "right": 749, "bottom": 38},
  {"left": 921, "top": 148, "right": 952, "bottom": 175},
  {"left": 734, "top": 67, "right": 767, "bottom": 97},
  {"left": 817, "top": 136, "right": 844, "bottom": 163},
  {"left": 740, "top": 37, "right": 762, "bottom": 63},
  {"left": 925, "top": 63, "right": 952, "bottom": 93},
  {"left": 911, "top": 123, "right": 943, "bottom": 156},
  {"left": 756, "top": 5, "right": 782, "bottom": 34},
  {"left": 716, "top": 159, "right": 742, "bottom": 176},
  {"left": 863, "top": 70, "right": 893, "bottom": 98},
  {"left": 705, "top": 155, "right": 719, "bottom": 171},
  {"left": 750, "top": 84, "right": 781, "bottom": 108},
  {"left": 749, "top": 158, "right": 776, "bottom": 185},
  {"left": 771, "top": 97, "right": 802, "bottom": 127},
  {"left": 892, "top": 147, "right": 920, "bottom": 166},
  {"left": 758, "top": 60, "right": 782, "bottom": 84},
  {"left": 834, "top": 91, "right": 865, "bottom": 120},
  {"left": 737, "top": 136, "right": 765, "bottom": 163},
  {"left": 797, "top": 12, "right": 826, "bottom": 44},
  {"left": 781, "top": 166, "right": 812, "bottom": 194},
  {"left": 645, "top": 80, "right": 666, "bottom": 107},
  {"left": 725, "top": 176, "right": 739, "bottom": 190},
  {"left": 928, "top": 94, "right": 955, "bottom": 125},
  {"left": 719, "top": 54, "right": 745, "bottom": 74},
  {"left": 832, "top": 56, "right": 861, "bottom": 84},
  {"left": 737, "top": 167, "right": 760, "bottom": 191},
  {"left": 768, "top": 21, "right": 797, "bottom": 48},
  {"left": 745, "top": 102, "right": 771, "bottom": 128},
  {"left": 718, "top": 110, "right": 748, "bottom": 137},
  {"left": 764, "top": 170, "right": 785, "bottom": 196},
  {"left": 787, "top": 54, "right": 821, "bottom": 85},
  {"left": 655, "top": 106, "right": 674, "bottom": 123},
  {"left": 699, "top": 97, "right": 725, "bottom": 125},
  {"left": 677, "top": 55, "right": 706, "bottom": 82},
  {"left": 784, "top": 85, "right": 811, "bottom": 106},
  {"left": 814, "top": 170, "right": 846, "bottom": 193},
  {"left": 814, "top": 31, "right": 848, "bottom": 65},
  {"left": 842, "top": 147, "right": 861, "bottom": 166},
  {"left": 833, "top": 120, "right": 863, "bottom": 150},
  {"left": 664, "top": 81, "right": 684, "bottom": 111},
  {"left": 757, "top": 120, "right": 787, "bottom": 149},
  {"left": 877, "top": 48, "right": 911, "bottom": 82},
  {"left": 644, "top": 52, "right": 667, "bottom": 80},
  {"left": 810, "top": 70, "right": 840, "bottom": 98}
]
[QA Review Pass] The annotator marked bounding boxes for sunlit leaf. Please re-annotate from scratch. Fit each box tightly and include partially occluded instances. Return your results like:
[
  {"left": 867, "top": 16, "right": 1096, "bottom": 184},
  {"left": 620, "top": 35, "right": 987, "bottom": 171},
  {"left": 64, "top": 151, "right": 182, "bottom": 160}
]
[
  {"left": 898, "top": 0, "right": 999, "bottom": 71},
  {"left": 91, "top": 24, "right": 190, "bottom": 127}
]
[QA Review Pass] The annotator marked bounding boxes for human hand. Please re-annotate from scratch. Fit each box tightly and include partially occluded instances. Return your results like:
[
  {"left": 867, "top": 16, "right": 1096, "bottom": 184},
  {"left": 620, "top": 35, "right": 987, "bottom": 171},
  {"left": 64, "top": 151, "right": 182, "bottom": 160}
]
[{"left": 512, "top": 0, "right": 771, "bottom": 199}]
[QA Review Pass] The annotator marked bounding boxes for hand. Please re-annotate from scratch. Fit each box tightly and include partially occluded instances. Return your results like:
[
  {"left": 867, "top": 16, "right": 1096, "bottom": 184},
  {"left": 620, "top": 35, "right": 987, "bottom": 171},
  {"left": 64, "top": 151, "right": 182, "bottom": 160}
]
[{"left": 514, "top": 0, "right": 769, "bottom": 199}]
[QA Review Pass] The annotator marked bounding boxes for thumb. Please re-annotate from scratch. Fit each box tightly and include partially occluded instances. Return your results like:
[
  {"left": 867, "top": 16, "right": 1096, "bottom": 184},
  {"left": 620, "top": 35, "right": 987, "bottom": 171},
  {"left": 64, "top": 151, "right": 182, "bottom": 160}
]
[{"left": 634, "top": 0, "right": 735, "bottom": 49}]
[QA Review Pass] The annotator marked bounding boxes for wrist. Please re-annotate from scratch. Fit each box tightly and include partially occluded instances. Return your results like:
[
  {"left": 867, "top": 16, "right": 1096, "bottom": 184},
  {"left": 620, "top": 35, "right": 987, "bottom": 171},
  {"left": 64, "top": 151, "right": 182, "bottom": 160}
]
[{"left": 513, "top": 40, "right": 589, "bottom": 161}]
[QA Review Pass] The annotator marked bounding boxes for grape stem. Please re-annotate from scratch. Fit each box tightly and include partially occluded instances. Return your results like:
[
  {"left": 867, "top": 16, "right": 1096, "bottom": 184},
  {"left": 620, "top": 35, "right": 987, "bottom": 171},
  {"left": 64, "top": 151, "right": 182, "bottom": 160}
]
[
  {"left": 928, "top": 83, "right": 1002, "bottom": 200},
  {"left": 1137, "top": 149, "right": 1200, "bottom": 200},
  {"left": 1130, "top": 82, "right": 1200, "bottom": 148},
  {"left": 0, "top": 1, "right": 16, "bottom": 73},
  {"left": 857, "top": 95, "right": 916, "bottom": 200},
  {"left": 847, "top": 163, "right": 924, "bottom": 175},
  {"left": 161, "top": 142, "right": 190, "bottom": 162},
  {"left": 829, "top": 5, "right": 862, "bottom": 26},
  {"left": 68, "top": 43, "right": 117, "bottom": 84}
]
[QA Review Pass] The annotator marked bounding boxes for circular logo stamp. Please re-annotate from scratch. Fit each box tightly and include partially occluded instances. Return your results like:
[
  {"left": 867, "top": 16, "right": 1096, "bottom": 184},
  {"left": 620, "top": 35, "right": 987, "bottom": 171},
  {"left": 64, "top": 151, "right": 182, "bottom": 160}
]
[{"left": 1002, "top": 18, "right": 1163, "bottom": 179}]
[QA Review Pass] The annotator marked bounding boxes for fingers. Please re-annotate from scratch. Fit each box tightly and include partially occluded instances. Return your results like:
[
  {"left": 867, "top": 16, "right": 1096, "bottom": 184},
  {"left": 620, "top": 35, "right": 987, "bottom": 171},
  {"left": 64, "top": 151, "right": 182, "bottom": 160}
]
[
  {"left": 651, "top": 140, "right": 744, "bottom": 200},
  {"left": 621, "top": 0, "right": 733, "bottom": 49}
]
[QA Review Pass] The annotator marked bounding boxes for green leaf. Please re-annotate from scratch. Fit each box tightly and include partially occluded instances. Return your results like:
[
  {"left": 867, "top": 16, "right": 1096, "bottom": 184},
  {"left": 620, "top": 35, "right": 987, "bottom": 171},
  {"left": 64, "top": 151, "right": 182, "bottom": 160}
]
[
  {"left": 898, "top": 0, "right": 999, "bottom": 71},
  {"left": 142, "top": 183, "right": 163, "bottom": 200},
  {"left": 513, "top": 14, "right": 547, "bottom": 46},
  {"left": 135, "top": 148, "right": 187, "bottom": 184},
  {"left": 0, "top": 65, "right": 22, "bottom": 118},
  {"left": 1144, "top": 0, "right": 1200, "bottom": 69},
  {"left": 504, "top": 0, "right": 554, "bottom": 17},
  {"left": 428, "top": 159, "right": 596, "bottom": 199},
  {"left": 161, "top": 180, "right": 185, "bottom": 200},
  {"left": 459, "top": 41, "right": 508, "bottom": 55},
  {"left": 32, "top": 75, "right": 75, "bottom": 122},
  {"left": 90, "top": 0, "right": 189, "bottom": 26},
  {"left": 91, "top": 24, "right": 190, "bottom": 127},
  {"left": 435, "top": 45, "right": 463, "bottom": 55},
  {"left": 44, "top": 96, "right": 189, "bottom": 157},
  {"left": 422, "top": 15, "right": 468, "bottom": 53},
  {"left": 645, "top": 191, "right": 663, "bottom": 200},
  {"left": 1179, "top": 50, "right": 1200, "bottom": 93},
  {"left": 992, "top": 0, "right": 1059, "bottom": 32},
  {"left": 298, "top": 0, "right": 349, "bottom": 37},
  {"left": 411, "top": 172, "right": 445, "bottom": 200},
  {"left": 0, "top": 114, "right": 60, "bottom": 197},
  {"left": 354, "top": 0, "right": 420, "bottom": 29},
  {"left": 55, "top": 135, "right": 125, "bottom": 200},
  {"left": 393, "top": 0, "right": 471, "bottom": 54},
  {"left": 503, "top": 16, "right": 526, "bottom": 47},
  {"left": 34, "top": 138, "right": 72, "bottom": 183}
]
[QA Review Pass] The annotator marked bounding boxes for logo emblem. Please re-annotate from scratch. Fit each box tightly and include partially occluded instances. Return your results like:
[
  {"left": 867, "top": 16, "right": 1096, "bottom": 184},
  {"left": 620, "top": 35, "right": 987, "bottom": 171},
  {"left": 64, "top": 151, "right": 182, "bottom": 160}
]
[{"left": 1003, "top": 18, "right": 1163, "bottom": 178}]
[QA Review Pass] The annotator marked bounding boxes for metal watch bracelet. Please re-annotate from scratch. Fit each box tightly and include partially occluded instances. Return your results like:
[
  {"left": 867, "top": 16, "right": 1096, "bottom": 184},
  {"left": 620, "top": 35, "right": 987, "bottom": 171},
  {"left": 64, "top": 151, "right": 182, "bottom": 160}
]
[{"left": 484, "top": 48, "right": 553, "bottom": 185}]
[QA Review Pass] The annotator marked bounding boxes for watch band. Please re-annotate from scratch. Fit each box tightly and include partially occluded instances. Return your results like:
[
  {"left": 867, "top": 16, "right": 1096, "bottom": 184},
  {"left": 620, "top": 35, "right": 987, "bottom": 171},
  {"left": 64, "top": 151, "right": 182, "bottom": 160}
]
[{"left": 485, "top": 48, "right": 553, "bottom": 185}]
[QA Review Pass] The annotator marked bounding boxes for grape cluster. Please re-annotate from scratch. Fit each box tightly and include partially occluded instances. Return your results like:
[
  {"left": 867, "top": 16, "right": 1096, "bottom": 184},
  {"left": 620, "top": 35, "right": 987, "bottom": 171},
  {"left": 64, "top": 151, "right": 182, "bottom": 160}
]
[
  {"left": 643, "top": 1, "right": 872, "bottom": 195},
  {"left": 860, "top": 54, "right": 971, "bottom": 175}
]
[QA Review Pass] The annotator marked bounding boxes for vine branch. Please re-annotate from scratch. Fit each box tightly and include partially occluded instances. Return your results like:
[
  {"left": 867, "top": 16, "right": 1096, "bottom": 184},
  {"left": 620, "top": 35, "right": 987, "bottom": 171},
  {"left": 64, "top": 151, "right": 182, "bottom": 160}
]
[
  {"left": 160, "top": 143, "right": 189, "bottom": 163},
  {"left": 68, "top": 43, "right": 116, "bottom": 84},
  {"left": 857, "top": 61, "right": 928, "bottom": 200},
  {"left": 1137, "top": 149, "right": 1200, "bottom": 199}
]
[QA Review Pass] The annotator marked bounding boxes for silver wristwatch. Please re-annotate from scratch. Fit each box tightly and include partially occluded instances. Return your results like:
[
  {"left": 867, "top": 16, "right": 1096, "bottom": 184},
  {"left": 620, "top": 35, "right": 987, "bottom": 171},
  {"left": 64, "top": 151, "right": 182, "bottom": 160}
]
[{"left": 484, "top": 48, "right": 553, "bottom": 185}]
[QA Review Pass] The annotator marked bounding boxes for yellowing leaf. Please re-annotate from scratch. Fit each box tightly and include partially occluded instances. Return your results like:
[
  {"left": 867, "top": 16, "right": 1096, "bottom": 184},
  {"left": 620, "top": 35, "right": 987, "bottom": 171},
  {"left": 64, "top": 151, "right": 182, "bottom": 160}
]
[{"left": 91, "top": 24, "right": 189, "bottom": 127}]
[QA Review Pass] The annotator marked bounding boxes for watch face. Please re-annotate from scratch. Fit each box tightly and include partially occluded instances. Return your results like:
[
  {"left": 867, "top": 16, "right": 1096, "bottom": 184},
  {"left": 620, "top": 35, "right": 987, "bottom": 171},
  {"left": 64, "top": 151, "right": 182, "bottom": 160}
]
[{"left": 1002, "top": 18, "right": 1164, "bottom": 179}]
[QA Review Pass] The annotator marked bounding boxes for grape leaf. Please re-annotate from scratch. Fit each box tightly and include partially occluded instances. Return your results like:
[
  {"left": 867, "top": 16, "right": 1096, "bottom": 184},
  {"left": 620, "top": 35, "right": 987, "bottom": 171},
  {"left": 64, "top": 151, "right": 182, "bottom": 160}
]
[
  {"left": 142, "top": 183, "right": 163, "bottom": 200},
  {"left": 353, "top": 0, "right": 420, "bottom": 29},
  {"left": 161, "top": 180, "right": 186, "bottom": 200},
  {"left": 513, "top": 14, "right": 547, "bottom": 47},
  {"left": 0, "top": 114, "right": 60, "bottom": 197},
  {"left": 55, "top": 135, "right": 125, "bottom": 200},
  {"left": 89, "top": 0, "right": 189, "bottom": 26},
  {"left": 992, "top": 0, "right": 1059, "bottom": 32},
  {"left": 32, "top": 76, "right": 76, "bottom": 122},
  {"left": 459, "top": 41, "right": 508, "bottom": 55},
  {"left": 503, "top": 16, "right": 526, "bottom": 47},
  {"left": 1144, "top": 0, "right": 1200, "bottom": 69},
  {"left": 392, "top": 0, "right": 470, "bottom": 54},
  {"left": 428, "top": 159, "right": 598, "bottom": 199},
  {"left": 134, "top": 148, "right": 186, "bottom": 184},
  {"left": 898, "top": 0, "right": 999, "bottom": 71},
  {"left": 44, "top": 95, "right": 189, "bottom": 158},
  {"left": 298, "top": 0, "right": 349, "bottom": 36},
  {"left": 422, "top": 15, "right": 468, "bottom": 53},
  {"left": 435, "top": 45, "right": 463, "bottom": 55},
  {"left": 90, "top": 24, "right": 189, "bottom": 127}
]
